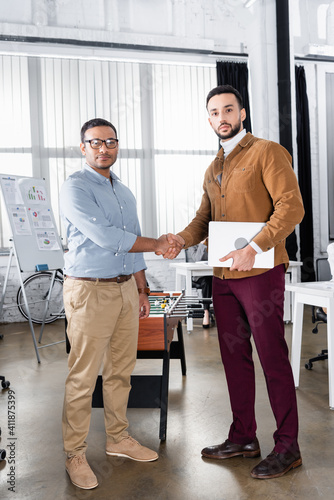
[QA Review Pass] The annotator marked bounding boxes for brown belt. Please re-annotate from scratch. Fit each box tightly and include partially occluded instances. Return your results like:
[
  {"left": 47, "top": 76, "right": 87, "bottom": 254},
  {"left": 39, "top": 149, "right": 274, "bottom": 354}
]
[{"left": 65, "top": 274, "right": 132, "bottom": 283}]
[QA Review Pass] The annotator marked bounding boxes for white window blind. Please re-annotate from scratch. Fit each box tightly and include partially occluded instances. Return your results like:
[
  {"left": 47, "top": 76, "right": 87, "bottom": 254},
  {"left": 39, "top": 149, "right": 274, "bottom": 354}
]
[
  {"left": 0, "top": 55, "right": 32, "bottom": 247},
  {"left": 0, "top": 52, "right": 217, "bottom": 247}
]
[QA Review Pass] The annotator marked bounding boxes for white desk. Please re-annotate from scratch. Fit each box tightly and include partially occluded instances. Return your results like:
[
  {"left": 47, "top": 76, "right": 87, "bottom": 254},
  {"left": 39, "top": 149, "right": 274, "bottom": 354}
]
[
  {"left": 286, "top": 281, "right": 334, "bottom": 410},
  {"left": 169, "top": 262, "right": 213, "bottom": 332},
  {"left": 170, "top": 262, "right": 213, "bottom": 296},
  {"left": 284, "top": 261, "right": 303, "bottom": 322},
  {"left": 170, "top": 260, "right": 302, "bottom": 322}
]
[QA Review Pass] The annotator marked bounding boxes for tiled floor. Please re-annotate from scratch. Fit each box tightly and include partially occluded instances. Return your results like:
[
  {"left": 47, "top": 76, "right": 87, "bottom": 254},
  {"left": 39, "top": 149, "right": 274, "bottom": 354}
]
[{"left": 0, "top": 307, "right": 333, "bottom": 499}]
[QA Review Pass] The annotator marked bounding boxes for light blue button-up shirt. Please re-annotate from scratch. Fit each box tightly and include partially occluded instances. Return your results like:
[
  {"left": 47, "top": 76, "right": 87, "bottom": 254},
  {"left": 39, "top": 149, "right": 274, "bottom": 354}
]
[{"left": 60, "top": 164, "right": 146, "bottom": 278}]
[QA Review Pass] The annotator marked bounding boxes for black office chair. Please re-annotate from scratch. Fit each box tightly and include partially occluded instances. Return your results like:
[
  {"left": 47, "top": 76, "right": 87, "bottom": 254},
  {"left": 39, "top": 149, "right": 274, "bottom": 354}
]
[
  {"left": 305, "top": 258, "right": 331, "bottom": 370},
  {"left": 188, "top": 279, "right": 215, "bottom": 325},
  {"left": 1, "top": 333, "right": 10, "bottom": 460},
  {"left": 185, "top": 246, "right": 215, "bottom": 327},
  {"left": 0, "top": 335, "right": 10, "bottom": 389}
]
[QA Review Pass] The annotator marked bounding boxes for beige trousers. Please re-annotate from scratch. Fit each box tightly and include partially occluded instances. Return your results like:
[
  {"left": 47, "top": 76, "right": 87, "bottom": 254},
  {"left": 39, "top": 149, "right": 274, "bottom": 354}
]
[{"left": 62, "top": 276, "right": 139, "bottom": 456}]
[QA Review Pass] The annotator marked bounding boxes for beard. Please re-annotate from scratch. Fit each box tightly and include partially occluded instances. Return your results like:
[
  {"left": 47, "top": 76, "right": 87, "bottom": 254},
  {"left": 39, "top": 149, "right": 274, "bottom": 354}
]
[
  {"left": 91, "top": 154, "right": 116, "bottom": 170},
  {"left": 94, "top": 164, "right": 112, "bottom": 170},
  {"left": 215, "top": 119, "right": 242, "bottom": 141}
]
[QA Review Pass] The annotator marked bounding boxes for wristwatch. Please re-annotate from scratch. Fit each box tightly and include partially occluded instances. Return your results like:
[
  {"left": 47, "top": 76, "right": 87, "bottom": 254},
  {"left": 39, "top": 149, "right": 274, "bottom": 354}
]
[{"left": 137, "top": 287, "right": 150, "bottom": 295}]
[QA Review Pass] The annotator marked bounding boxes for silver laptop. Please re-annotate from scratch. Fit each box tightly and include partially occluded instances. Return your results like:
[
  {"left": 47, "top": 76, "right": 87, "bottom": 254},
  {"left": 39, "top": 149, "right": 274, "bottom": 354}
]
[{"left": 208, "top": 221, "right": 274, "bottom": 269}]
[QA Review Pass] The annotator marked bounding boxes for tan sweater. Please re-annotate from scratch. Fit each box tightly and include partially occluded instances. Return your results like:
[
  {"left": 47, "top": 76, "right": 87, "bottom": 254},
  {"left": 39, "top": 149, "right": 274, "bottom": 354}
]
[{"left": 178, "top": 132, "right": 305, "bottom": 280}]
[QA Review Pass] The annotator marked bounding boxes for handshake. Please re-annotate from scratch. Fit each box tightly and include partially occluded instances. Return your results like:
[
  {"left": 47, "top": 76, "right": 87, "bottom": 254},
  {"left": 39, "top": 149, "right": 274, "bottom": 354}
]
[{"left": 155, "top": 233, "right": 185, "bottom": 259}]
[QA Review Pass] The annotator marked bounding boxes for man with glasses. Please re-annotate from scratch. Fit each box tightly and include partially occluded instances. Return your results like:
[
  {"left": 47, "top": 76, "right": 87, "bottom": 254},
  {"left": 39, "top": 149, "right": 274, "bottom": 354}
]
[{"left": 60, "top": 118, "right": 181, "bottom": 490}]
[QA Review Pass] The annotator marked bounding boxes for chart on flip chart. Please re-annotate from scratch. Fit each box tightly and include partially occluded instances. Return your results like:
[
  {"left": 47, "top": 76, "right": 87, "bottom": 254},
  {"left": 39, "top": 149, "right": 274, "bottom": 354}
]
[{"left": 0, "top": 174, "right": 64, "bottom": 272}]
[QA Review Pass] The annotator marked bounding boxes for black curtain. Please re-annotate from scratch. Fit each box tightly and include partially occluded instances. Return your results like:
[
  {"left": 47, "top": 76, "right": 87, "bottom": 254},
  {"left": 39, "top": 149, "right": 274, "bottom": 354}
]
[
  {"left": 295, "top": 65, "right": 315, "bottom": 281},
  {"left": 216, "top": 61, "right": 252, "bottom": 133}
]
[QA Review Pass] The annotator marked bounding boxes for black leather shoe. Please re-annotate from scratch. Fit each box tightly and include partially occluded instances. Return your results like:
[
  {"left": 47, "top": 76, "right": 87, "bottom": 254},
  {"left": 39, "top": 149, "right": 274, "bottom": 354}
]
[
  {"left": 251, "top": 450, "right": 302, "bottom": 479},
  {"left": 201, "top": 438, "right": 260, "bottom": 459}
]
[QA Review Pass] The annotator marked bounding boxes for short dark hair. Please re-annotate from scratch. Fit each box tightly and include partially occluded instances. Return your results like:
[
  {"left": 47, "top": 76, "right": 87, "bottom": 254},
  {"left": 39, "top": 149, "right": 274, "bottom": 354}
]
[
  {"left": 80, "top": 118, "right": 118, "bottom": 143},
  {"left": 206, "top": 85, "right": 244, "bottom": 110}
]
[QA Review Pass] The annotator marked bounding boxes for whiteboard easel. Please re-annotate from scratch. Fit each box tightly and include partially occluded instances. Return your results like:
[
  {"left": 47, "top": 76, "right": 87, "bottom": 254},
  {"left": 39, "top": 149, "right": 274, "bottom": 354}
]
[
  {"left": 0, "top": 175, "right": 64, "bottom": 272},
  {"left": 0, "top": 175, "right": 64, "bottom": 362}
]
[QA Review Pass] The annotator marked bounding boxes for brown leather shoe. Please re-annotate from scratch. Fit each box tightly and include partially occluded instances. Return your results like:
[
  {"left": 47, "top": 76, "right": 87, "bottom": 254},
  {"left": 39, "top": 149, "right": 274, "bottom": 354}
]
[
  {"left": 251, "top": 450, "right": 302, "bottom": 479},
  {"left": 201, "top": 438, "right": 260, "bottom": 459}
]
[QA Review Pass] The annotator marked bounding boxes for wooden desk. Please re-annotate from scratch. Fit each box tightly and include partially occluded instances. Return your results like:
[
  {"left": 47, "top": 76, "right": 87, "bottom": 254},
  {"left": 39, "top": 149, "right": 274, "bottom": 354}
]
[{"left": 286, "top": 281, "right": 334, "bottom": 410}]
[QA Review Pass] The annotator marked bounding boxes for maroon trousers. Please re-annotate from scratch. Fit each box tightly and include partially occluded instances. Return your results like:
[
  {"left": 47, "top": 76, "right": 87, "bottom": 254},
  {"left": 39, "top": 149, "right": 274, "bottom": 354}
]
[{"left": 212, "top": 265, "right": 299, "bottom": 455}]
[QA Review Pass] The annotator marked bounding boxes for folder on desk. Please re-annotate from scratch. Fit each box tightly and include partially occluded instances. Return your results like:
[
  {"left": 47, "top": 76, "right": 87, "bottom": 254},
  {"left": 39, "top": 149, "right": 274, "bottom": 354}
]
[{"left": 208, "top": 221, "right": 274, "bottom": 269}]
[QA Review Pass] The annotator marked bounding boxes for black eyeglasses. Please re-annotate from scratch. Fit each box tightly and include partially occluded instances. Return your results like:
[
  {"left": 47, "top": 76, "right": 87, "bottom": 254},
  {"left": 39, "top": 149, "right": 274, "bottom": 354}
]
[{"left": 84, "top": 138, "right": 119, "bottom": 149}]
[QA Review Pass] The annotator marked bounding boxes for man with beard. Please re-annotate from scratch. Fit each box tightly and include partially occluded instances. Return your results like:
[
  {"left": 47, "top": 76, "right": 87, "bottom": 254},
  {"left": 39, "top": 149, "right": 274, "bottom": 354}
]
[
  {"left": 60, "top": 118, "right": 181, "bottom": 490},
  {"left": 166, "top": 85, "right": 305, "bottom": 479}
]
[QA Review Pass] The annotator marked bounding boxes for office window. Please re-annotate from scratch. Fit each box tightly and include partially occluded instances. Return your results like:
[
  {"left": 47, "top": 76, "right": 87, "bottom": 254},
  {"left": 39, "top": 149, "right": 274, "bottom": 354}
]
[
  {"left": 152, "top": 64, "right": 217, "bottom": 233},
  {"left": 0, "top": 52, "right": 218, "bottom": 246},
  {"left": 0, "top": 55, "right": 32, "bottom": 247}
]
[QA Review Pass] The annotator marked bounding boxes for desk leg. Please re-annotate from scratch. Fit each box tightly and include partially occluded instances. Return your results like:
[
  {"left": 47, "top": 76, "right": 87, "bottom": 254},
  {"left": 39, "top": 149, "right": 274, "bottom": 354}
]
[
  {"left": 175, "top": 271, "right": 182, "bottom": 292},
  {"left": 159, "top": 351, "right": 170, "bottom": 441},
  {"left": 170, "top": 321, "right": 187, "bottom": 375},
  {"left": 186, "top": 316, "right": 193, "bottom": 333},
  {"left": 289, "top": 268, "right": 298, "bottom": 321},
  {"left": 290, "top": 267, "right": 298, "bottom": 284},
  {"left": 185, "top": 270, "right": 193, "bottom": 296},
  {"left": 290, "top": 296, "right": 304, "bottom": 388},
  {"left": 327, "top": 298, "right": 334, "bottom": 410},
  {"left": 177, "top": 321, "right": 187, "bottom": 375},
  {"left": 284, "top": 273, "right": 291, "bottom": 323}
]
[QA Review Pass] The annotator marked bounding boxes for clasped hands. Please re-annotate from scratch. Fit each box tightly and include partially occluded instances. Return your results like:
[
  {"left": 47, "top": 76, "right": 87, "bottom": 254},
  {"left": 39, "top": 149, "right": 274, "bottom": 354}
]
[
  {"left": 155, "top": 234, "right": 257, "bottom": 269},
  {"left": 154, "top": 234, "right": 257, "bottom": 268},
  {"left": 155, "top": 234, "right": 185, "bottom": 259}
]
